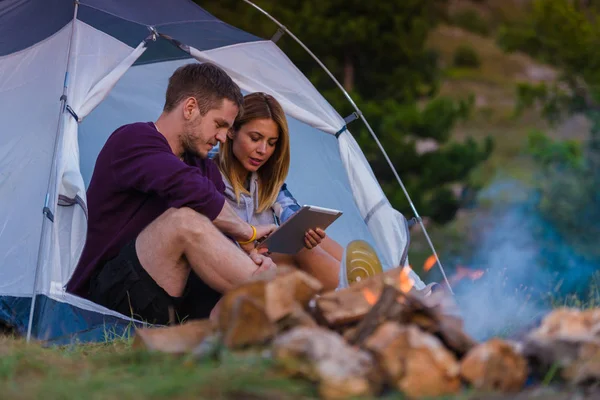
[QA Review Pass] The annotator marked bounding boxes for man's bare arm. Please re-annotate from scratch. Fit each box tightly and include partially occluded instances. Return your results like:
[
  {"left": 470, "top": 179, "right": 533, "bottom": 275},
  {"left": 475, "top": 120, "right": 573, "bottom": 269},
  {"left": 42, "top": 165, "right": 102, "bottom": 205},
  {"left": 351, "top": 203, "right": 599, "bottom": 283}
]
[{"left": 212, "top": 202, "right": 277, "bottom": 249}]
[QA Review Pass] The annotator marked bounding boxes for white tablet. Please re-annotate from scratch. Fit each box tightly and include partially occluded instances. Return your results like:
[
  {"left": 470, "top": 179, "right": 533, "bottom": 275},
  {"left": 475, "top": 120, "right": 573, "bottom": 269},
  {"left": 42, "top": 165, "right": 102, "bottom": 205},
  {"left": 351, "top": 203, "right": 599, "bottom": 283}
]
[{"left": 256, "top": 205, "right": 343, "bottom": 254}]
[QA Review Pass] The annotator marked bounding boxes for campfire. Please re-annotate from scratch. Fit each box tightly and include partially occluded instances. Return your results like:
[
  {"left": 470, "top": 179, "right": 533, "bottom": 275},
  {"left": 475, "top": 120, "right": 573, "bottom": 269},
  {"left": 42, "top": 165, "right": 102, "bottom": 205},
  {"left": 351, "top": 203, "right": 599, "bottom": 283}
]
[
  {"left": 423, "top": 255, "right": 485, "bottom": 286},
  {"left": 133, "top": 266, "right": 600, "bottom": 399}
]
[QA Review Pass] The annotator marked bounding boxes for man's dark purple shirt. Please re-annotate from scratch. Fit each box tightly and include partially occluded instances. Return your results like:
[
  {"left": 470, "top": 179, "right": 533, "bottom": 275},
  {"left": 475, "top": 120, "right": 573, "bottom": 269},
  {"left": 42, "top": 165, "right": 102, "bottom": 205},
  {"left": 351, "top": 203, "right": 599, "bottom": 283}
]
[{"left": 66, "top": 122, "right": 225, "bottom": 296}]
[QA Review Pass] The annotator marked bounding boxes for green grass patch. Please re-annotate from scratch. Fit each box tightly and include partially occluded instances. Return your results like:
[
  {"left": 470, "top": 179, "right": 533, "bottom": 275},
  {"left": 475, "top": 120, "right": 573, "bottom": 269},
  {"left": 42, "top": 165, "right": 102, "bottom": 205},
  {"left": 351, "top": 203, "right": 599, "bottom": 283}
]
[
  {"left": 0, "top": 337, "right": 316, "bottom": 400},
  {"left": 546, "top": 272, "right": 600, "bottom": 310},
  {"left": 452, "top": 45, "right": 482, "bottom": 69},
  {"left": 450, "top": 9, "right": 491, "bottom": 37}
]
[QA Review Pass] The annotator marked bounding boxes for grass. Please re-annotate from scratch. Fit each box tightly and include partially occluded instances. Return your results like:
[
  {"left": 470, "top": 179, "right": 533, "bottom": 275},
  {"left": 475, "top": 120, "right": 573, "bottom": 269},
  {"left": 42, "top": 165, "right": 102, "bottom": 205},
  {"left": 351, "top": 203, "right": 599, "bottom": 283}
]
[
  {"left": 0, "top": 335, "right": 316, "bottom": 400},
  {"left": 426, "top": 22, "right": 590, "bottom": 183},
  {"left": 423, "top": 24, "right": 559, "bottom": 196},
  {"left": 1, "top": 280, "right": 598, "bottom": 400},
  {"left": 0, "top": 332, "right": 591, "bottom": 400},
  {"left": 547, "top": 272, "right": 600, "bottom": 310}
]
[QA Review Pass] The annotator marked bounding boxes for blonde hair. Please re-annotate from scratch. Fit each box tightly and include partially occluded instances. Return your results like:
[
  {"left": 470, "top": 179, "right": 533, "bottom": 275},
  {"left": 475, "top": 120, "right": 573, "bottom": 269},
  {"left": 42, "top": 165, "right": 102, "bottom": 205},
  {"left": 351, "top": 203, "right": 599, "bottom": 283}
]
[{"left": 217, "top": 92, "right": 290, "bottom": 213}]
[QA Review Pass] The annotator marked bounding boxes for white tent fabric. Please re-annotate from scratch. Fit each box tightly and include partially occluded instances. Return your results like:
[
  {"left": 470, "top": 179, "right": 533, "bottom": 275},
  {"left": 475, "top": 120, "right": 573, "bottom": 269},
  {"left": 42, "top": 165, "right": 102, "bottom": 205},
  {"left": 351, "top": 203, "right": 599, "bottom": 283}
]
[
  {"left": 0, "top": 19, "right": 153, "bottom": 333},
  {"left": 338, "top": 133, "right": 415, "bottom": 272},
  {"left": 0, "top": 23, "right": 71, "bottom": 296},
  {"left": 189, "top": 41, "right": 342, "bottom": 135},
  {"left": 29, "top": 20, "right": 149, "bottom": 300}
]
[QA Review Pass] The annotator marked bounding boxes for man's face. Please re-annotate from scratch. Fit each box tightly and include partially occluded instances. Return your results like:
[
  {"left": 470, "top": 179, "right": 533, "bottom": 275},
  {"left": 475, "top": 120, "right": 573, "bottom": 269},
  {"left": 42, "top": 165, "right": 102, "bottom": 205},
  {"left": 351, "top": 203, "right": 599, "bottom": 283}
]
[{"left": 182, "top": 98, "right": 239, "bottom": 159}]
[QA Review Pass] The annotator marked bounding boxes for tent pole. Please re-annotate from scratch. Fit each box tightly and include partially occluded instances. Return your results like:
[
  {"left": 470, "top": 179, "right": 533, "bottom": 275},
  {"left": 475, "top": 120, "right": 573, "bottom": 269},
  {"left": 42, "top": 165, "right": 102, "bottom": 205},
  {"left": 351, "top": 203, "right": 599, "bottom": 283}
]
[
  {"left": 242, "top": 0, "right": 454, "bottom": 294},
  {"left": 26, "top": 1, "right": 80, "bottom": 343}
]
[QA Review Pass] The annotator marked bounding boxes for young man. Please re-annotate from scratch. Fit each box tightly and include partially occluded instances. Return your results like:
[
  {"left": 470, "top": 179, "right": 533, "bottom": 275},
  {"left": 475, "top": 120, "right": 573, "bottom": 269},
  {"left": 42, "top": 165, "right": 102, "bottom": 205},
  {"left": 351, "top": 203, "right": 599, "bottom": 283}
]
[{"left": 67, "top": 63, "right": 277, "bottom": 324}]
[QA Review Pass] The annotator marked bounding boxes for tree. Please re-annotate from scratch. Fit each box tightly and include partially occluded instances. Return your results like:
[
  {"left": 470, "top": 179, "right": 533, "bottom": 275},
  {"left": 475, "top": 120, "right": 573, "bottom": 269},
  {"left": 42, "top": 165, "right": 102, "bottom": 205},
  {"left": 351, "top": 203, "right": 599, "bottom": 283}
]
[
  {"left": 498, "top": 0, "right": 600, "bottom": 259},
  {"left": 197, "top": 0, "right": 492, "bottom": 224}
]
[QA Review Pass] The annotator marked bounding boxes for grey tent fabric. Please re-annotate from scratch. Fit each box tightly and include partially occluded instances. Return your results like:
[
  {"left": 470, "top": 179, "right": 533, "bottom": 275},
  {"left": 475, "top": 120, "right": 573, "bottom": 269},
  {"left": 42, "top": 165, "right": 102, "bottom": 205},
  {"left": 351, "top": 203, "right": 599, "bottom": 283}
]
[
  {"left": 0, "top": 0, "right": 73, "bottom": 56},
  {"left": 81, "top": 0, "right": 223, "bottom": 25},
  {"left": 78, "top": 3, "right": 261, "bottom": 65},
  {"left": 0, "top": 0, "right": 260, "bottom": 59}
]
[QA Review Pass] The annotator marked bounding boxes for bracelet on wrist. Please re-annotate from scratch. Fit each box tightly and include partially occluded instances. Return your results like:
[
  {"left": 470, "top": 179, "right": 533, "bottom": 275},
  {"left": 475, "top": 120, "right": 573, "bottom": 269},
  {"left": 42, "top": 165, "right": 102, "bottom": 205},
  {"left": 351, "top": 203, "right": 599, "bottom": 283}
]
[{"left": 237, "top": 225, "right": 257, "bottom": 245}]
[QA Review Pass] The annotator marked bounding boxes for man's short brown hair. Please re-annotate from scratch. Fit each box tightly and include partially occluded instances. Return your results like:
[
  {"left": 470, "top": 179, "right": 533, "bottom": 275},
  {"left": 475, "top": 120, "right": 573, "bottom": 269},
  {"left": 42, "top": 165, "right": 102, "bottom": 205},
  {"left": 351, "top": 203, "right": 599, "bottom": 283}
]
[{"left": 163, "top": 63, "right": 244, "bottom": 115}]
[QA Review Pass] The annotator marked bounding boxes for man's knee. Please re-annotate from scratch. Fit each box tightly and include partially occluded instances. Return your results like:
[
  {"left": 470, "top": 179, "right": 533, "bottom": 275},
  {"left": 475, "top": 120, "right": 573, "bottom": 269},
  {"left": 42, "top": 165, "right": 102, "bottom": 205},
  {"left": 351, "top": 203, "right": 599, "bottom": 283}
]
[{"left": 167, "top": 207, "right": 213, "bottom": 241}]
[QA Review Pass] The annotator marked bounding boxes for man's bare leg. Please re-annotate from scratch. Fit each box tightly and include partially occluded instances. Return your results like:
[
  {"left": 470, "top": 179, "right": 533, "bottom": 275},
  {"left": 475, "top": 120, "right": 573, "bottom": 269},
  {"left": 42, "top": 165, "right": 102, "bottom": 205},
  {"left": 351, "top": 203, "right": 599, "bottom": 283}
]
[{"left": 135, "top": 207, "right": 264, "bottom": 297}]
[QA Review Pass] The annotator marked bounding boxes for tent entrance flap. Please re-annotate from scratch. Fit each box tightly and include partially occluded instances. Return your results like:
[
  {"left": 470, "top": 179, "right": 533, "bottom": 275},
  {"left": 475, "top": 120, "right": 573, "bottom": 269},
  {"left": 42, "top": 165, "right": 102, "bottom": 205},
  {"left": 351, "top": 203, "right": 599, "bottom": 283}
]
[
  {"left": 26, "top": 21, "right": 150, "bottom": 342},
  {"left": 27, "top": 3, "right": 80, "bottom": 342}
]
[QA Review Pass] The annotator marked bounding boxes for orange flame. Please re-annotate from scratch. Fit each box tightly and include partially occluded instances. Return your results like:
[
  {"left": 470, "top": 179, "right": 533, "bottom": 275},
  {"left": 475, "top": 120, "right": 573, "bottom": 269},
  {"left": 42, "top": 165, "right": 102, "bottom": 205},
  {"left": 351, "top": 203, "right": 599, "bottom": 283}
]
[
  {"left": 398, "top": 266, "right": 415, "bottom": 293},
  {"left": 424, "top": 255, "right": 437, "bottom": 272},
  {"left": 362, "top": 288, "right": 379, "bottom": 305},
  {"left": 449, "top": 266, "right": 485, "bottom": 285}
]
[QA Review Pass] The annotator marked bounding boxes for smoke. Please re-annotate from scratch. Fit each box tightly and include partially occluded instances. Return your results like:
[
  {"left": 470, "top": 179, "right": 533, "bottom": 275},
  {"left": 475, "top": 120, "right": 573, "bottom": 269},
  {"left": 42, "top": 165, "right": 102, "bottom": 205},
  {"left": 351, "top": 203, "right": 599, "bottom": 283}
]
[{"left": 444, "top": 179, "right": 598, "bottom": 341}]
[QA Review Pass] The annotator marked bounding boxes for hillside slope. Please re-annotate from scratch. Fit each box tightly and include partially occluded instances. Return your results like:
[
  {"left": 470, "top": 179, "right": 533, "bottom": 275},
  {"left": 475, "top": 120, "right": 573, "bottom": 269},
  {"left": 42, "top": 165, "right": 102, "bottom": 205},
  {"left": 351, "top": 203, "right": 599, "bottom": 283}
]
[
  {"left": 426, "top": 24, "right": 589, "bottom": 185},
  {"left": 409, "top": 22, "right": 590, "bottom": 273}
]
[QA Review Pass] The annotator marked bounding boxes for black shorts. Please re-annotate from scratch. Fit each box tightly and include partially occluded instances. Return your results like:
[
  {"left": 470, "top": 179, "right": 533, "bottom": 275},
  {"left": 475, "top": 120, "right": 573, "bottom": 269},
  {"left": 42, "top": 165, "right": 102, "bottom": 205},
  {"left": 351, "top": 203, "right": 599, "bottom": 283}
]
[{"left": 87, "top": 240, "right": 222, "bottom": 325}]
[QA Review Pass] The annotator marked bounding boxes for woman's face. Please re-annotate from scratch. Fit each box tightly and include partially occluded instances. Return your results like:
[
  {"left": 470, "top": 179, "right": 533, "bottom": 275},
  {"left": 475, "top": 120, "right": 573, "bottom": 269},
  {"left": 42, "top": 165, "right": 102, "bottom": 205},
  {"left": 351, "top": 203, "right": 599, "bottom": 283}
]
[{"left": 231, "top": 118, "right": 279, "bottom": 173}]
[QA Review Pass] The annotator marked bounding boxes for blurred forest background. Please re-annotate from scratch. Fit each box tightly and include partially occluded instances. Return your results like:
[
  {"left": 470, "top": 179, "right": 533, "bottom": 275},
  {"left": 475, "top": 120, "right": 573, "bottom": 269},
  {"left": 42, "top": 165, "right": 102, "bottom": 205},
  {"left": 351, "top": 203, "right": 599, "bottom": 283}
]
[{"left": 198, "top": 0, "right": 600, "bottom": 333}]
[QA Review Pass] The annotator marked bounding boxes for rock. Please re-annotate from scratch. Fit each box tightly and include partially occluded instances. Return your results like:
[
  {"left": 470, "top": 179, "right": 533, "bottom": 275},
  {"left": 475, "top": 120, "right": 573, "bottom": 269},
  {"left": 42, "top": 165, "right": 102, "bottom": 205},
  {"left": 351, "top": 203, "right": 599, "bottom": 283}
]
[
  {"left": 435, "top": 314, "right": 478, "bottom": 357},
  {"left": 523, "top": 308, "right": 600, "bottom": 385},
  {"left": 563, "top": 340, "right": 600, "bottom": 385},
  {"left": 217, "top": 267, "right": 323, "bottom": 348},
  {"left": 314, "top": 287, "right": 373, "bottom": 327},
  {"left": 531, "top": 308, "right": 600, "bottom": 341},
  {"left": 272, "top": 326, "right": 379, "bottom": 399},
  {"left": 132, "top": 319, "right": 215, "bottom": 354},
  {"left": 460, "top": 338, "right": 528, "bottom": 392},
  {"left": 364, "top": 322, "right": 461, "bottom": 399},
  {"left": 263, "top": 267, "right": 323, "bottom": 321},
  {"left": 524, "top": 335, "right": 600, "bottom": 385},
  {"left": 314, "top": 267, "right": 407, "bottom": 327},
  {"left": 221, "top": 295, "right": 276, "bottom": 349},
  {"left": 391, "top": 291, "right": 477, "bottom": 357},
  {"left": 277, "top": 304, "right": 319, "bottom": 332},
  {"left": 218, "top": 267, "right": 323, "bottom": 328}
]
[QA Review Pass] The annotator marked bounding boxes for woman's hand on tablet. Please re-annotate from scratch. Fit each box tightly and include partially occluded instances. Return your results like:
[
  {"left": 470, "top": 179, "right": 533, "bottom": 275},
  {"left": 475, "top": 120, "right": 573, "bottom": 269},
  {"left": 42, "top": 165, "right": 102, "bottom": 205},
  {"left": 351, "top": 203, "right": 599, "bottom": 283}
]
[
  {"left": 304, "top": 228, "right": 326, "bottom": 250},
  {"left": 239, "top": 223, "right": 278, "bottom": 253}
]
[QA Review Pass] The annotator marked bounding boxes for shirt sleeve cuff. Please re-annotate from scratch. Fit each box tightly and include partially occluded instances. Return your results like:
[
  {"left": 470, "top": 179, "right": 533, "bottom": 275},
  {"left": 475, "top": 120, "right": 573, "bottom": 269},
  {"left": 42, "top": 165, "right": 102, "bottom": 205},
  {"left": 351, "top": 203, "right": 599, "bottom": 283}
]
[{"left": 204, "top": 192, "right": 226, "bottom": 221}]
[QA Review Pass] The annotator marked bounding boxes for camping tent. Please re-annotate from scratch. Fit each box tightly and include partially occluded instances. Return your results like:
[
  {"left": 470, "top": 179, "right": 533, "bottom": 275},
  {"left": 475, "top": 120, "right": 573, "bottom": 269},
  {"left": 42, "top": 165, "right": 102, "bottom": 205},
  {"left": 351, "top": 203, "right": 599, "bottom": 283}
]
[{"left": 0, "top": 0, "right": 429, "bottom": 344}]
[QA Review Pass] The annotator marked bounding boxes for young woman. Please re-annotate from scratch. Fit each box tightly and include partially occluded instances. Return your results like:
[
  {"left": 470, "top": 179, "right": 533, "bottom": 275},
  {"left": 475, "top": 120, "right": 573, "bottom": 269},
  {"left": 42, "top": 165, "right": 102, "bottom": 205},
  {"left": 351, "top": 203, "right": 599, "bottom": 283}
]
[{"left": 214, "top": 92, "right": 342, "bottom": 290}]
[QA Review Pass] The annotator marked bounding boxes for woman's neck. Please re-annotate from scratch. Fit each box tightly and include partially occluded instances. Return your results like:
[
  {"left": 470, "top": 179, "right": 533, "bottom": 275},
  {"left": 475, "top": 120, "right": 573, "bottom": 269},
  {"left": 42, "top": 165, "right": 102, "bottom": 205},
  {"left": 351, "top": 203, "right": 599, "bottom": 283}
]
[{"left": 232, "top": 158, "right": 250, "bottom": 186}]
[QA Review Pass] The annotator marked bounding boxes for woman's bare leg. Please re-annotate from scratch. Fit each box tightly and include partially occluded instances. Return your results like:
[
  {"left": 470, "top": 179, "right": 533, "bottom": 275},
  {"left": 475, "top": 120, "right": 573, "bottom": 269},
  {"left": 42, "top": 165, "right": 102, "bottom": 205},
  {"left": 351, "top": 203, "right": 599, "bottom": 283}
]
[
  {"left": 319, "top": 237, "right": 344, "bottom": 262},
  {"left": 271, "top": 246, "right": 340, "bottom": 291}
]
